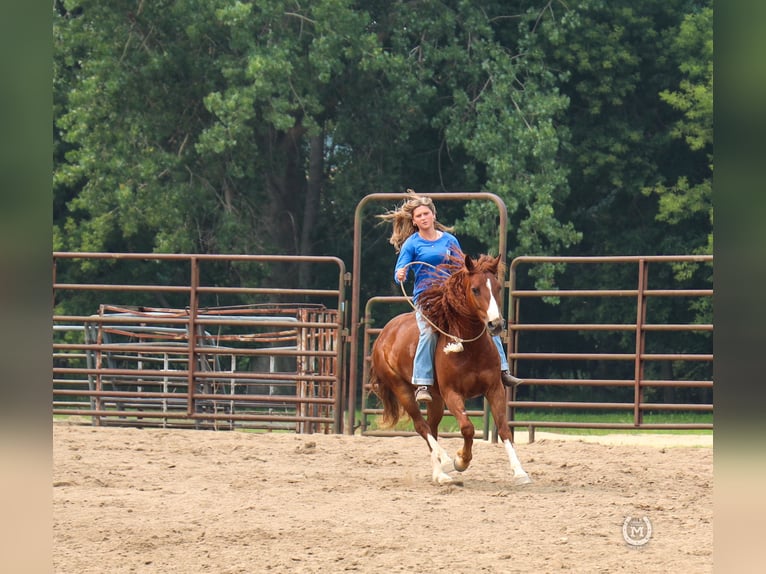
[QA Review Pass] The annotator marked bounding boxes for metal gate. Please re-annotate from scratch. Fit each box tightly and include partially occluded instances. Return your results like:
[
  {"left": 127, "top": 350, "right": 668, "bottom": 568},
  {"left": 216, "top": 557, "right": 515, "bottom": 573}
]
[
  {"left": 347, "top": 192, "right": 510, "bottom": 436},
  {"left": 52, "top": 253, "right": 347, "bottom": 433}
]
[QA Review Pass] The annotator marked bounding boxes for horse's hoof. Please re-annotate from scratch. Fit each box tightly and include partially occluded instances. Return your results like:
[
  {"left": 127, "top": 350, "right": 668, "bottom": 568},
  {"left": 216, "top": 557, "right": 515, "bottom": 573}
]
[
  {"left": 512, "top": 473, "right": 532, "bottom": 486},
  {"left": 434, "top": 471, "right": 455, "bottom": 485},
  {"left": 454, "top": 457, "right": 470, "bottom": 472},
  {"left": 434, "top": 473, "right": 463, "bottom": 486},
  {"left": 440, "top": 458, "right": 456, "bottom": 473}
]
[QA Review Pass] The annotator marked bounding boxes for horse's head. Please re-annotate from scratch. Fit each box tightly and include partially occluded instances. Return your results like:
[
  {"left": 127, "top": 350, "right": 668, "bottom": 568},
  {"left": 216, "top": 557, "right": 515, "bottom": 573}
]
[
  {"left": 464, "top": 254, "right": 505, "bottom": 336},
  {"left": 418, "top": 252, "right": 506, "bottom": 339}
]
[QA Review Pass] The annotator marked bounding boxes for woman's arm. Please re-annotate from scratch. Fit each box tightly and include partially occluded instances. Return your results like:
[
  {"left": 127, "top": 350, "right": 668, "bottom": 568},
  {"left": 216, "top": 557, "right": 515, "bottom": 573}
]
[{"left": 393, "top": 239, "right": 415, "bottom": 284}]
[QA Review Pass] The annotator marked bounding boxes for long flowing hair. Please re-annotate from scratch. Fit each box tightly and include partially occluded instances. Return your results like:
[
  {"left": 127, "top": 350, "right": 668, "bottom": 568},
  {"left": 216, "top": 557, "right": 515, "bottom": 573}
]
[{"left": 377, "top": 189, "right": 454, "bottom": 252}]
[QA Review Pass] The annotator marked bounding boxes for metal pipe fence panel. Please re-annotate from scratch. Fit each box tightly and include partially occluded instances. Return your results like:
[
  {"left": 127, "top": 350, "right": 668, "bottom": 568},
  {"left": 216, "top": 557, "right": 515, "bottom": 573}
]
[
  {"left": 348, "top": 192, "right": 510, "bottom": 435},
  {"left": 506, "top": 255, "right": 713, "bottom": 438},
  {"left": 53, "top": 249, "right": 714, "bottom": 437},
  {"left": 52, "top": 253, "right": 347, "bottom": 433}
]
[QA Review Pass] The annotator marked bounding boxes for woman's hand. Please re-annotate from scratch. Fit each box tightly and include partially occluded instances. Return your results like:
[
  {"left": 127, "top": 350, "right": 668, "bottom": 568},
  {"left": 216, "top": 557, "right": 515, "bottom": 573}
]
[{"left": 396, "top": 267, "right": 406, "bottom": 282}]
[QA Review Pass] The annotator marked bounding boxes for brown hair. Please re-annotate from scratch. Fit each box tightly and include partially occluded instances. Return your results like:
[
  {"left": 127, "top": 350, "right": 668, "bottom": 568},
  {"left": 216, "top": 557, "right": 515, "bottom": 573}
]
[{"left": 377, "top": 189, "right": 454, "bottom": 252}]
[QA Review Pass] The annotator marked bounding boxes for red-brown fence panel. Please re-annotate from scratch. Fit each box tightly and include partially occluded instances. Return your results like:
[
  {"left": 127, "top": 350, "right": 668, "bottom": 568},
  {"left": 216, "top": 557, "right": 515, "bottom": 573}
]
[
  {"left": 506, "top": 255, "right": 713, "bottom": 440},
  {"left": 52, "top": 253, "right": 347, "bottom": 433}
]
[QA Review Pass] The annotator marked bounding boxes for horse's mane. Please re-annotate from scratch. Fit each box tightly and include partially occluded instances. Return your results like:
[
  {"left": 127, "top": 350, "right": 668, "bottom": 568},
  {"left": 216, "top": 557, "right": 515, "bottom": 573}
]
[{"left": 417, "top": 253, "right": 503, "bottom": 333}]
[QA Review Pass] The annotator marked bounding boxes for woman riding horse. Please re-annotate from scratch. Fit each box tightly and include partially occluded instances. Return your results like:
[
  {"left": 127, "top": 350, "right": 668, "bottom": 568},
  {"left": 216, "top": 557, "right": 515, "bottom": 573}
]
[
  {"left": 372, "top": 191, "right": 529, "bottom": 485},
  {"left": 369, "top": 251, "right": 531, "bottom": 485},
  {"left": 377, "top": 191, "right": 521, "bottom": 403}
]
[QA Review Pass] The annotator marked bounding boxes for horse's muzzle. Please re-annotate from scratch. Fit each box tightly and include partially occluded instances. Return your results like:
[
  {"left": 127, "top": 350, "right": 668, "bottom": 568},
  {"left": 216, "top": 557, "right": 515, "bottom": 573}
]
[{"left": 487, "top": 318, "right": 504, "bottom": 337}]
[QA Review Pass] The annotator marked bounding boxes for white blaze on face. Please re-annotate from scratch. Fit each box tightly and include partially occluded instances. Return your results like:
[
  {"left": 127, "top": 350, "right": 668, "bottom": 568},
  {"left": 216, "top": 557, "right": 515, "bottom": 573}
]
[{"left": 485, "top": 278, "right": 501, "bottom": 322}]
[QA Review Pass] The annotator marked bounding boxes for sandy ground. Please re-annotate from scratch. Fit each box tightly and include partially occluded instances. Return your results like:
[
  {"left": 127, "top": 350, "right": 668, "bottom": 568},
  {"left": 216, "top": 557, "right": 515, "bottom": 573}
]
[{"left": 53, "top": 421, "right": 712, "bottom": 573}]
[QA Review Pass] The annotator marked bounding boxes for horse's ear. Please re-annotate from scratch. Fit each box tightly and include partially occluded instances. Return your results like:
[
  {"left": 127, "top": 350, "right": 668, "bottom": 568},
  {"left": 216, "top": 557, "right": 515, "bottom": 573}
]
[
  {"left": 464, "top": 253, "right": 475, "bottom": 272},
  {"left": 489, "top": 254, "right": 502, "bottom": 275}
]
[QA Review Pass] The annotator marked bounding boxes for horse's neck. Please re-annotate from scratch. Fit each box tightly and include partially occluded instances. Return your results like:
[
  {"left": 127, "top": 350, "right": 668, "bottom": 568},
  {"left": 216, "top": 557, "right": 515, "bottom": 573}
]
[
  {"left": 424, "top": 279, "right": 483, "bottom": 337},
  {"left": 443, "top": 300, "right": 484, "bottom": 340},
  {"left": 452, "top": 319, "right": 485, "bottom": 340}
]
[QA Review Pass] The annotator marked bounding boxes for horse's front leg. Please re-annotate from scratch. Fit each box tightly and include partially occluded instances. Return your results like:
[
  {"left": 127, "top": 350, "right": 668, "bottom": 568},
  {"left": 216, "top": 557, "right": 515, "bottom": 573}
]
[
  {"left": 425, "top": 434, "right": 460, "bottom": 485},
  {"left": 403, "top": 391, "right": 455, "bottom": 485},
  {"left": 441, "top": 390, "right": 474, "bottom": 472},
  {"left": 486, "top": 384, "right": 532, "bottom": 485},
  {"left": 426, "top": 394, "right": 457, "bottom": 476},
  {"left": 426, "top": 392, "right": 444, "bottom": 439}
]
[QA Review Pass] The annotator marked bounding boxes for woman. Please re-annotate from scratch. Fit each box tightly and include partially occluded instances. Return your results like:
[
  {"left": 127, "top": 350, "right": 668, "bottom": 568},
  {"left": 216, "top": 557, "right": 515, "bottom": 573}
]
[{"left": 378, "top": 190, "right": 519, "bottom": 403}]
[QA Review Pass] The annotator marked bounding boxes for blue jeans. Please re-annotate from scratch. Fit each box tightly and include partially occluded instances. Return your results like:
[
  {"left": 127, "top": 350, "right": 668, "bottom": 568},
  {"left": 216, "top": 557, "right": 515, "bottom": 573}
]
[
  {"left": 492, "top": 335, "right": 510, "bottom": 372},
  {"left": 412, "top": 309, "right": 509, "bottom": 386}
]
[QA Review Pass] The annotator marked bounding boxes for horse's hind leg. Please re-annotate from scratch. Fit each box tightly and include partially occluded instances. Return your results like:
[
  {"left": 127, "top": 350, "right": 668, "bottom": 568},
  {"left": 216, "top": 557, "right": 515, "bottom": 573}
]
[{"left": 486, "top": 385, "right": 532, "bottom": 485}]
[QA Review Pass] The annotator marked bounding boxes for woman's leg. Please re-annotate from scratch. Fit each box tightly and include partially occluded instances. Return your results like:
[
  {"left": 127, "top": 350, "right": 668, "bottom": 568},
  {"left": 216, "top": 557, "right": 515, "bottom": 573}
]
[
  {"left": 493, "top": 334, "right": 524, "bottom": 387},
  {"left": 492, "top": 335, "right": 509, "bottom": 371},
  {"left": 412, "top": 309, "right": 437, "bottom": 386}
]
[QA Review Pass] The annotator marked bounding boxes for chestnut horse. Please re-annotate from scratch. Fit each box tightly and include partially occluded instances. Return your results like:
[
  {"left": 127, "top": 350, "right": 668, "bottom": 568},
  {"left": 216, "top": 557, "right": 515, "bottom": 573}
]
[{"left": 369, "top": 253, "right": 531, "bottom": 485}]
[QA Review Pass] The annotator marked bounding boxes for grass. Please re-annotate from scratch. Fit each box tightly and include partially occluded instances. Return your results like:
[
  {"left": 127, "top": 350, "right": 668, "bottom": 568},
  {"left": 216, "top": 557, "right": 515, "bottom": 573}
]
[
  {"left": 509, "top": 410, "right": 713, "bottom": 435},
  {"left": 362, "top": 409, "right": 713, "bottom": 435},
  {"left": 55, "top": 409, "right": 713, "bottom": 436}
]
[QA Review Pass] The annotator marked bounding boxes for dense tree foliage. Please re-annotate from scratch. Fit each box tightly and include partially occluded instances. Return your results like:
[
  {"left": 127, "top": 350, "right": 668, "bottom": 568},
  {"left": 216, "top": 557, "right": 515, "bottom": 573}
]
[
  {"left": 511, "top": 0, "right": 713, "bottom": 398},
  {"left": 53, "top": 0, "right": 713, "bottom": 397},
  {"left": 54, "top": 1, "right": 582, "bottom": 284}
]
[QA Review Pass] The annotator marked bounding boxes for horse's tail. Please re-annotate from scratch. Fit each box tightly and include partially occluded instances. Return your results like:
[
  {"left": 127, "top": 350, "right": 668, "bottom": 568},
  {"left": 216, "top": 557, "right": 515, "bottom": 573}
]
[{"left": 369, "top": 364, "right": 402, "bottom": 428}]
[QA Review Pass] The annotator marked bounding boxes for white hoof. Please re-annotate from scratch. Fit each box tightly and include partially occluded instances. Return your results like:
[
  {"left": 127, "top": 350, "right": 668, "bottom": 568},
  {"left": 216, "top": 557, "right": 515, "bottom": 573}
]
[
  {"left": 434, "top": 471, "right": 455, "bottom": 484},
  {"left": 433, "top": 471, "right": 463, "bottom": 486},
  {"left": 512, "top": 473, "right": 532, "bottom": 486},
  {"left": 440, "top": 457, "right": 456, "bottom": 474}
]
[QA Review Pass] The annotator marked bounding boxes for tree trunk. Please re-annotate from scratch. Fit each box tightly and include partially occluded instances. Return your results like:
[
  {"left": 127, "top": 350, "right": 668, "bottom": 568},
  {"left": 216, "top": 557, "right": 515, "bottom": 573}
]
[
  {"left": 264, "top": 124, "right": 307, "bottom": 297},
  {"left": 298, "top": 132, "right": 324, "bottom": 288}
]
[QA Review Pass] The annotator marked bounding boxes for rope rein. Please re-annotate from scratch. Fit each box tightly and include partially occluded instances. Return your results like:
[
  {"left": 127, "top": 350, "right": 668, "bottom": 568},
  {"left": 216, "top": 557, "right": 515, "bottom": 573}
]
[{"left": 398, "top": 261, "right": 488, "bottom": 353}]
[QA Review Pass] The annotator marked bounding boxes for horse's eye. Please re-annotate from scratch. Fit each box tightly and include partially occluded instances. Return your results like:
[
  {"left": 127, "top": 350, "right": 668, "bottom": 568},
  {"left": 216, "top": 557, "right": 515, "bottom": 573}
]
[{"left": 472, "top": 287, "right": 480, "bottom": 296}]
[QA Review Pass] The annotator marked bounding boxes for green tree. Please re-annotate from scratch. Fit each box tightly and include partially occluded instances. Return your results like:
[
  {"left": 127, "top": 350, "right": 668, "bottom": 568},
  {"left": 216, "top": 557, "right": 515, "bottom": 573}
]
[
  {"left": 54, "top": 0, "right": 714, "bottom": 404},
  {"left": 645, "top": 5, "right": 713, "bottom": 258},
  {"left": 512, "top": 0, "right": 713, "bottom": 393},
  {"left": 514, "top": 0, "right": 710, "bottom": 259},
  {"left": 54, "top": 1, "right": 580, "bottom": 295}
]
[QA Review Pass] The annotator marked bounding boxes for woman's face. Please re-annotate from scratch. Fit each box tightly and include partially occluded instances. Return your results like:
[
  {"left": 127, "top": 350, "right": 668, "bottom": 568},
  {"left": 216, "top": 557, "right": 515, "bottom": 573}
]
[{"left": 412, "top": 205, "right": 435, "bottom": 231}]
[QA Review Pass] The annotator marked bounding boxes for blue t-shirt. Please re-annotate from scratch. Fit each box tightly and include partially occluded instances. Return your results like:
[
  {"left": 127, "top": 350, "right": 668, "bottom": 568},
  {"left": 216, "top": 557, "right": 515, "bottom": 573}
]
[{"left": 394, "top": 232, "right": 462, "bottom": 302}]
